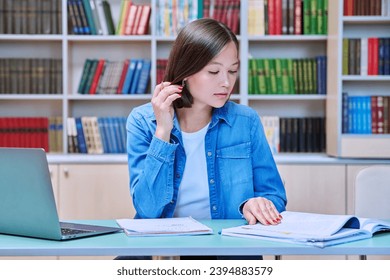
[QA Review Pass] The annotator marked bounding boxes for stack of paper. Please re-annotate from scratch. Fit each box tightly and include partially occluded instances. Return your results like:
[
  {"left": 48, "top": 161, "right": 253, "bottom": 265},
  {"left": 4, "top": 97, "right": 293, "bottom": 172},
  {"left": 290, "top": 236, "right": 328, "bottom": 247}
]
[{"left": 116, "top": 217, "right": 213, "bottom": 237}]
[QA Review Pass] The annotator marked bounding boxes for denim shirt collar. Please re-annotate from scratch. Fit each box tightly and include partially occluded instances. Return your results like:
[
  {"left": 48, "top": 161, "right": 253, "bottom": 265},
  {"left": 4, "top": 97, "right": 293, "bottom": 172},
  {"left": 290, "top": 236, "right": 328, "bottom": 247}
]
[{"left": 150, "top": 102, "right": 233, "bottom": 143}]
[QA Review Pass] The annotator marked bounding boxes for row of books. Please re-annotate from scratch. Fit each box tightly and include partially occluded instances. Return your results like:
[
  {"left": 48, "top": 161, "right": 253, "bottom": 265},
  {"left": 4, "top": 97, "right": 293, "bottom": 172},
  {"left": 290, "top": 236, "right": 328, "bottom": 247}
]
[
  {"left": 0, "top": 0, "right": 62, "bottom": 34},
  {"left": 343, "top": 37, "right": 390, "bottom": 76},
  {"left": 248, "top": 0, "right": 328, "bottom": 36},
  {"left": 116, "top": 1, "right": 151, "bottom": 35},
  {"left": 342, "top": 93, "right": 390, "bottom": 134},
  {"left": 156, "top": 0, "right": 240, "bottom": 36},
  {"left": 0, "top": 58, "right": 62, "bottom": 94},
  {"left": 262, "top": 116, "right": 326, "bottom": 153},
  {"left": 248, "top": 56, "right": 327, "bottom": 95},
  {"left": 78, "top": 58, "right": 151, "bottom": 95},
  {"left": 344, "top": 0, "right": 390, "bottom": 16},
  {"left": 67, "top": 116, "right": 127, "bottom": 154},
  {"left": 0, "top": 116, "right": 63, "bottom": 153},
  {"left": 68, "top": 0, "right": 115, "bottom": 35}
]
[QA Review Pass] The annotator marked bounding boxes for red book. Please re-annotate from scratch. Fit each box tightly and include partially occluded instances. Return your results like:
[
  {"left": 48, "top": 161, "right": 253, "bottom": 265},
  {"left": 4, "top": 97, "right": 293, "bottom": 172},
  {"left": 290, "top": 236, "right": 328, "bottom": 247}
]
[
  {"left": 131, "top": 5, "right": 143, "bottom": 35},
  {"left": 89, "top": 59, "right": 105, "bottom": 94},
  {"left": 219, "top": 0, "right": 228, "bottom": 27},
  {"left": 41, "top": 117, "right": 49, "bottom": 151},
  {"left": 372, "top": 37, "right": 379, "bottom": 75},
  {"left": 294, "top": 0, "right": 302, "bottom": 35},
  {"left": 368, "top": 38, "right": 374, "bottom": 75},
  {"left": 203, "top": 0, "right": 210, "bottom": 18},
  {"left": 344, "top": 0, "right": 354, "bottom": 16},
  {"left": 136, "top": 5, "right": 151, "bottom": 35},
  {"left": 117, "top": 59, "right": 130, "bottom": 94},
  {"left": 274, "top": 0, "right": 282, "bottom": 35},
  {"left": 268, "top": 0, "right": 275, "bottom": 35},
  {"left": 231, "top": 0, "right": 240, "bottom": 34},
  {"left": 124, "top": 5, "right": 137, "bottom": 35},
  {"left": 22, "top": 117, "right": 31, "bottom": 148}
]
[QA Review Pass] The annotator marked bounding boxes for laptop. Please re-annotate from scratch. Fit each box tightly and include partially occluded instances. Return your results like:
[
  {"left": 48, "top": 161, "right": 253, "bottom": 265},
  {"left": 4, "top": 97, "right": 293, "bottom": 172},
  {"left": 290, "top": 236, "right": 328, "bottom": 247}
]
[{"left": 0, "top": 147, "right": 122, "bottom": 240}]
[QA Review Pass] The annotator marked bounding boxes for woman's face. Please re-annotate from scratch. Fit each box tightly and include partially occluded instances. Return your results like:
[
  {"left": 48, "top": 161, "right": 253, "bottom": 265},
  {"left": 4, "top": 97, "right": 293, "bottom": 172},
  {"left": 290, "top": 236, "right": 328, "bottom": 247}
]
[{"left": 185, "top": 42, "right": 239, "bottom": 109}]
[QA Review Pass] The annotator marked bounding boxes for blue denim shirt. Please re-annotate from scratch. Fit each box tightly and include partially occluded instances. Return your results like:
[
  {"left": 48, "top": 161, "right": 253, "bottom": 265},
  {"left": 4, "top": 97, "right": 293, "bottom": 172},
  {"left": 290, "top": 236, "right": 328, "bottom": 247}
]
[{"left": 126, "top": 101, "right": 287, "bottom": 219}]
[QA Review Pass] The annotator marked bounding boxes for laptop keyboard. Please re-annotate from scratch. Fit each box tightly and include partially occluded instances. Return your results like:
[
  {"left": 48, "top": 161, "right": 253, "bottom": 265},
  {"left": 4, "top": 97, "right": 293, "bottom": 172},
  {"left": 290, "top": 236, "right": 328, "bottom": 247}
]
[{"left": 61, "top": 227, "right": 95, "bottom": 235}]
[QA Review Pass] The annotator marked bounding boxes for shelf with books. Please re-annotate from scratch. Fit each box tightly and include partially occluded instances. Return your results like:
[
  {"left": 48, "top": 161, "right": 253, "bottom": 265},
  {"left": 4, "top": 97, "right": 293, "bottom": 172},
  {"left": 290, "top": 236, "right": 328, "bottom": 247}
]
[{"left": 327, "top": 0, "right": 390, "bottom": 158}]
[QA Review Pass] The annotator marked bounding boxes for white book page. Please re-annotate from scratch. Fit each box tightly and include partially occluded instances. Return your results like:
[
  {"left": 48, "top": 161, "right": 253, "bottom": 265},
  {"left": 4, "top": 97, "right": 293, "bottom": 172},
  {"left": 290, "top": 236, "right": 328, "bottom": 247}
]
[
  {"left": 240, "top": 211, "right": 355, "bottom": 237},
  {"left": 116, "top": 217, "right": 213, "bottom": 235}
]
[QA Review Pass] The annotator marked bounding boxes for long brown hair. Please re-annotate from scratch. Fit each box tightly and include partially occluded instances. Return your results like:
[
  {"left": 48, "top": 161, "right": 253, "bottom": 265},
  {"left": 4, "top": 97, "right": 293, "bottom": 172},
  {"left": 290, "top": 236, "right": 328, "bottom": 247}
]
[{"left": 164, "top": 18, "right": 239, "bottom": 108}]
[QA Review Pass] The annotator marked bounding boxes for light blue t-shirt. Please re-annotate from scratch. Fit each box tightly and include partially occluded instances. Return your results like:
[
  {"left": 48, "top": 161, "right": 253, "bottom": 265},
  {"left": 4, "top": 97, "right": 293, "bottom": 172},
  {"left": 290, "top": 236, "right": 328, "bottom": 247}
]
[{"left": 173, "top": 123, "right": 211, "bottom": 219}]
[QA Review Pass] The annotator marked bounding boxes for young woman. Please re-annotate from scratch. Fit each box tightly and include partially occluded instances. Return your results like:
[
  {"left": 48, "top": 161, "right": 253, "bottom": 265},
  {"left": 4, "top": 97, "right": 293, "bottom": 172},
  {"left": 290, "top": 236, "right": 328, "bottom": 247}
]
[{"left": 124, "top": 18, "right": 287, "bottom": 259}]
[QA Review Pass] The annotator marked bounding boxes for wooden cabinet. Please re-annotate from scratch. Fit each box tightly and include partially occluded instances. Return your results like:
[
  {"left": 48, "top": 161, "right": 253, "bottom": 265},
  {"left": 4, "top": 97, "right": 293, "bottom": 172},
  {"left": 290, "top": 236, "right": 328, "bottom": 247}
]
[
  {"left": 277, "top": 164, "right": 346, "bottom": 214},
  {"left": 57, "top": 164, "right": 135, "bottom": 220}
]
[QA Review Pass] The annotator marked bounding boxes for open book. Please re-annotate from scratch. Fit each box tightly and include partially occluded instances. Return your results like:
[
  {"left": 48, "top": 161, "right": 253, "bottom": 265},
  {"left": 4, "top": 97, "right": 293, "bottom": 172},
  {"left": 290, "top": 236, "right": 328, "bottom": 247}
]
[
  {"left": 116, "top": 217, "right": 213, "bottom": 237},
  {"left": 221, "top": 211, "right": 390, "bottom": 248}
]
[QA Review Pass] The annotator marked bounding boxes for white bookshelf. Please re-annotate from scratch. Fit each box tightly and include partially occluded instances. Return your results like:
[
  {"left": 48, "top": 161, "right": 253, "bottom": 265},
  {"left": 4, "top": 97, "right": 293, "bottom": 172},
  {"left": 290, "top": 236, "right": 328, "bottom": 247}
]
[
  {"left": 326, "top": 1, "right": 390, "bottom": 158},
  {"left": 0, "top": 0, "right": 354, "bottom": 160}
]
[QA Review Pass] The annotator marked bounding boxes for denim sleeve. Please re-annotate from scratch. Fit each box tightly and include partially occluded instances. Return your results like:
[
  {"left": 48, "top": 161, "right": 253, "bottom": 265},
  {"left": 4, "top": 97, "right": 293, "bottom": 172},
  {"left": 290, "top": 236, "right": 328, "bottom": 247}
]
[
  {"left": 249, "top": 113, "right": 287, "bottom": 213},
  {"left": 126, "top": 112, "right": 178, "bottom": 218}
]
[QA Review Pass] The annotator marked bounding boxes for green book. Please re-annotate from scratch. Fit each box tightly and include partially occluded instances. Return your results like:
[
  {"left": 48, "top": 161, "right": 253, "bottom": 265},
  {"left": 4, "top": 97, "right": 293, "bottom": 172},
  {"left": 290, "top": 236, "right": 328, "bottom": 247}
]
[
  {"left": 78, "top": 59, "right": 92, "bottom": 94},
  {"left": 342, "top": 38, "right": 349, "bottom": 75},
  {"left": 115, "top": 0, "right": 126, "bottom": 35},
  {"left": 275, "top": 58, "right": 283, "bottom": 94},
  {"left": 248, "top": 59, "right": 254, "bottom": 94},
  {"left": 303, "top": 0, "right": 311, "bottom": 35},
  {"left": 317, "top": 0, "right": 324, "bottom": 35},
  {"left": 102, "top": 0, "right": 115, "bottom": 35},
  {"left": 256, "top": 59, "right": 267, "bottom": 95},
  {"left": 302, "top": 58, "right": 310, "bottom": 94},
  {"left": 268, "top": 59, "right": 277, "bottom": 94},
  {"left": 287, "top": 59, "right": 295, "bottom": 94},
  {"left": 197, "top": 0, "right": 203, "bottom": 18},
  {"left": 263, "top": 59, "right": 271, "bottom": 94},
  {"left": 310, "top": 0, "right": 317, "bottom": 35},
  {"left": 323, "top": 0, "right": 328, "bottom": 34},
  {"left": 281, "top": 59, "right": 290, "bottom": 94},
  {"left": 311, "top": 58, "right": 317, "bottom": 94},
  {"left": 83, "top": 59, "right": 98, "bottom": 94},
  {"left": 82, "top": 0, "right": 97, "bottom": 35}
]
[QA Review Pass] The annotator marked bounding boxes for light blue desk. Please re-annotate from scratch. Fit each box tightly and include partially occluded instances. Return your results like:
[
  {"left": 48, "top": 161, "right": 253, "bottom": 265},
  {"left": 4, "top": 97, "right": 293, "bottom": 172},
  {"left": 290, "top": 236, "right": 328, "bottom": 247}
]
[{"left": 0, "top": 220, "right": 389, "bottom": 257}]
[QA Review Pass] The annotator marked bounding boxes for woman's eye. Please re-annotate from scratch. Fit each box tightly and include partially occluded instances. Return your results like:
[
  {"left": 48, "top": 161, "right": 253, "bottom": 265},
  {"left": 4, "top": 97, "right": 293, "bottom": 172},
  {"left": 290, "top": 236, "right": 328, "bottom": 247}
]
[
  {"left": 208, "top": 71, "right": 219, "bottom": 75},
  {"left": 229, "top": 70, "right": 238, "bottom": 74}
]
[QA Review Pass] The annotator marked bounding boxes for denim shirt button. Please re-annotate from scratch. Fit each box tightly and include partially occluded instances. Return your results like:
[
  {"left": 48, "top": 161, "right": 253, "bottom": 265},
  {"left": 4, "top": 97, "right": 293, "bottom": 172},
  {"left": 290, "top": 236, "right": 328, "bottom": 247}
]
[
  {"left": 209, "top": 179, "right": 215, "bottom": 184},
  {"left": 175, "top": 173, "right": 181, "bottom": 178},
  {"left": 212, "top": 205, "right": 217, "bottom": 211},
  {"left": 170, "top": 200, "right": 175, "bottom": 204},
  {"left": 207, "top": 151, "right": 212, "bottom": 157}
]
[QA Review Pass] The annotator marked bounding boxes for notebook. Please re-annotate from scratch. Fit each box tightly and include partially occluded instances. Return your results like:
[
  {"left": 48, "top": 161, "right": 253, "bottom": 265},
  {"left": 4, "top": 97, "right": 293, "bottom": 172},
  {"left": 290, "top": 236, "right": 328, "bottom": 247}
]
[{"left": 0, "top": 147, "right": 122, "bottom": 240}]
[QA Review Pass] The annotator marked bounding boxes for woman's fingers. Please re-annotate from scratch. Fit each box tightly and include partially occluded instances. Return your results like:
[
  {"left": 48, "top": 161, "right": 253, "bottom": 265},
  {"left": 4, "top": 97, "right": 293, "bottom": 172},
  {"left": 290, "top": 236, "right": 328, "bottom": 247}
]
[{"left": 243, "top": 197, "right": 282, "bottom": 226}]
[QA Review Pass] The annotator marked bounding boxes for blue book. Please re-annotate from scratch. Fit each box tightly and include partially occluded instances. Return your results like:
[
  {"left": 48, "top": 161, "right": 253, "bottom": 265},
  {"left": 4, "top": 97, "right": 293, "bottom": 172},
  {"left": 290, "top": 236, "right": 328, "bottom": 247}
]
[
  {"left": 106, "top": 117, "right": 119, "bottom": 153},
  {"left": 129, "top": 59, "right": 144, "bottom": 94},
  {"left": 75, "top": 117, "right": 88, "bottom": 153},
  {"left": 136, "top": 59, "right": 151, "bottom": 94},
  {"left": 122, "top": 59, "right": 138, "bottom": 94}
]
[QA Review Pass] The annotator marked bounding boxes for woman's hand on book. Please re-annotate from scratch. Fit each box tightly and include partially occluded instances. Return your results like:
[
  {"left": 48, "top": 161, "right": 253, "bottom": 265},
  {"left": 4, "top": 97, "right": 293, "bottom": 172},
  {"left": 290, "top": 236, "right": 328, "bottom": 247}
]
[{"left": 243, "top": 197, "right": 282, "bottom": 226}]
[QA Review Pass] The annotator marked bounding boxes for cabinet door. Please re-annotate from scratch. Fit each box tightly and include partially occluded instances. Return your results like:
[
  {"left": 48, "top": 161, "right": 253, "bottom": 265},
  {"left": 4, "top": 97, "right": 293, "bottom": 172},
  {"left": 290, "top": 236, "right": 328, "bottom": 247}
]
[
  {"left": 277, "top": 164, "right": 346, "bottom": 214},
  {"left": 58, "top": 164, "right": 135, "bottom": 220}
]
